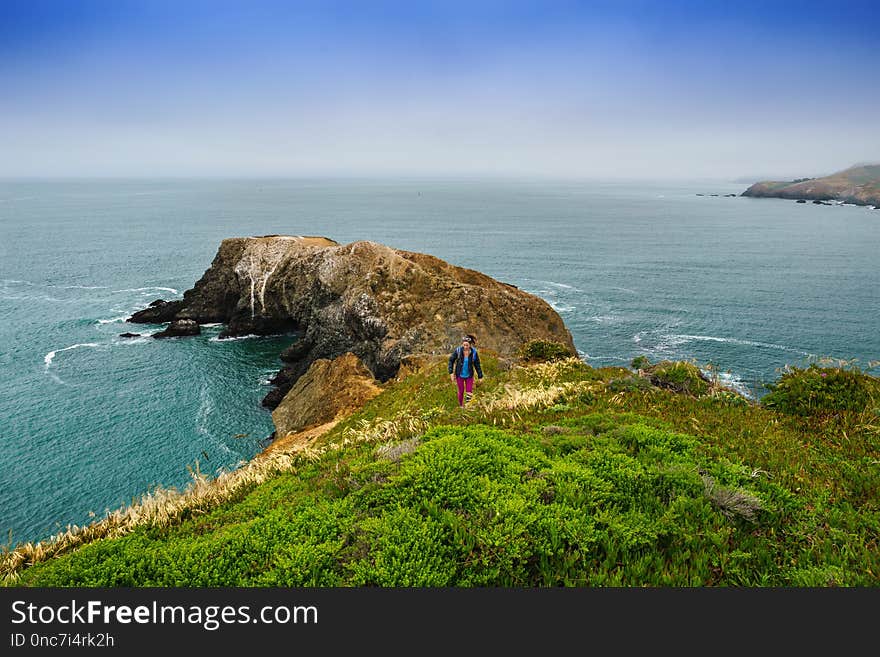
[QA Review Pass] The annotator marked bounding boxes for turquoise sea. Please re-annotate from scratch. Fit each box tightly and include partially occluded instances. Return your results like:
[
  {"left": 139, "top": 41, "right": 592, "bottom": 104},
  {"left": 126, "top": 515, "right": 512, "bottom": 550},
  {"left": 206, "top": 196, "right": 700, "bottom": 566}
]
[{"left": 1, "top": 178, "right": 878, "bottom": 545}]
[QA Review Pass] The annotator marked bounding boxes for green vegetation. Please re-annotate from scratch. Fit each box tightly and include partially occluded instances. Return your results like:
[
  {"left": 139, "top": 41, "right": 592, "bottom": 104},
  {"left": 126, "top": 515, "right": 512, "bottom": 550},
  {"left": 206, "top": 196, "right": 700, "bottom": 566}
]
[
  {"left": 644, "top": 360, "right": 711, "bottom": 397},
  {"left": 630, "top": 355, "right": 651, "bottom": 370},
  {"left": 3, "top": 354, "right": 878, "bottom": 587},
  {"left": 762, "top": 365, "right": 880, "bottom": 417},
  {"left": 518, "top": 339, "right": 576, "bottom": 363}
]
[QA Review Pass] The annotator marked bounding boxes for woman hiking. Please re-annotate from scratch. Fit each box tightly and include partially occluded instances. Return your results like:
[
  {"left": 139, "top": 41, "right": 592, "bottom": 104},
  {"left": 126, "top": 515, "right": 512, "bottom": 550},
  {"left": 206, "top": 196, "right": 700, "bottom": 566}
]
[{"left": 448, "top": 334, "right": 483, "bottom": 406}]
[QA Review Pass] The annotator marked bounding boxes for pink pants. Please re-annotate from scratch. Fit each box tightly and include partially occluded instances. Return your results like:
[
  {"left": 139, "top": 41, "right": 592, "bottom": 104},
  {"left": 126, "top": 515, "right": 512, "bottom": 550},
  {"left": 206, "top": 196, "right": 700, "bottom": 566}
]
[{"left": 456, "top": 376, "right": 474, "bottom": 406}]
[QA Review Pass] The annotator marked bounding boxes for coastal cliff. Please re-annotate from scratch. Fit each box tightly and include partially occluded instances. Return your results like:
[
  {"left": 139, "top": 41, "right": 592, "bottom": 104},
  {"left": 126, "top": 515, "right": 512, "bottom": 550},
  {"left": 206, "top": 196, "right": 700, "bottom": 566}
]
[
  {"left": 128, "top": 235, "right": 576, "bottom": 431},
  {"left": 741, "top": 163, "right": 880, "bottom": 207}
]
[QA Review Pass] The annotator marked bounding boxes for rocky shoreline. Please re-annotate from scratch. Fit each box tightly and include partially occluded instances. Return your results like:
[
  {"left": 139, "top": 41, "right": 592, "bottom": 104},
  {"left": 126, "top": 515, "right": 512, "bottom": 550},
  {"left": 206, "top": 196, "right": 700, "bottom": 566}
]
[
  {"left": 127, "top": 235, "right": 575, "bottom": 443},
  {"left": 740, "top": 163, "right": 880, "bottom": 208}
]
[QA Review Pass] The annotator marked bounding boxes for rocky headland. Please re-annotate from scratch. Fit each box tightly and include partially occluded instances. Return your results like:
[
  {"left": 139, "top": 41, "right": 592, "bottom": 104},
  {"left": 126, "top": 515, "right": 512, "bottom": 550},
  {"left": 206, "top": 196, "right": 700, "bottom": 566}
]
[
  {"left": 128, "top": 235, "right": 576, "bottom": 441},
  {"left": 741, "top": 163, "right": 880, "bottom": 207}
]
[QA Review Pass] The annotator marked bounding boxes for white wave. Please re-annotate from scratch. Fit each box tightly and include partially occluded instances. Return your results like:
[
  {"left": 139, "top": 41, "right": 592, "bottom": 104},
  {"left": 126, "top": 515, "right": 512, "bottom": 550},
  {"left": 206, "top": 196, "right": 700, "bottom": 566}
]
[
  {"left": 2, "top": 292, "right": 84, "bottom": 304},
  {"left": 2, "top": 280, "right": 108, "bottom": 291},
  {"left": 96, "top": 315, "right": 128, "bottom": 324},
  {"left": 587, "top": 314, "right": 618, "bottom": 323},
  {"left": 195, "top": 384, "right": 233, "bottom": 455},
  {"left": 116, "top": 328, "right": 162, "bottom": 343},
  {"left": 632, "top": 333, "right": 642, "bottom": 343},
  {"left": 651, "top": 334, "right": 692, "bottom": 352},
  {"left": 544, "top": 280, "right": 579, "bottom": 291},
  {"left": 520, "top": 278, "right": 581, "bottom": 292},
  {"left": 209, "top": 334, "right": 260, "bottom": 342},
  {"left": 201, "top": 323, "right": 222, "bottom": 327},
  {"left": 117, "top": 336, "right": 153, "bottom": 345},
  {"left": 196, "top": 383, "right": 215, "bottom": 437},
  {"left": 703, "top": 369, "right": 756, "bottom": 400},
  {"left": 671, "top": 334, "right": 810, "bottom": 355},
  {"left": 611, "top": 286, "right": 637, "bottom": 294},
  {"left": 113, "top": 286, "right": 179, "bottom": 295},
  {"left": 548, "top": 301, "right": 575, "bottom": 313},
  {"left": 44, "top": 343, "right": 101, "bottom": 368}
]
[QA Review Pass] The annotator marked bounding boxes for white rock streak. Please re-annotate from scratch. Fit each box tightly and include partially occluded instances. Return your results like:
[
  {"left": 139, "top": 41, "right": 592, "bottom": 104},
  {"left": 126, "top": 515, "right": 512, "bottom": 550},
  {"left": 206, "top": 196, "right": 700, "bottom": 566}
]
[{"left": 233, "top": 238, "right": 297, "bottom": 318}]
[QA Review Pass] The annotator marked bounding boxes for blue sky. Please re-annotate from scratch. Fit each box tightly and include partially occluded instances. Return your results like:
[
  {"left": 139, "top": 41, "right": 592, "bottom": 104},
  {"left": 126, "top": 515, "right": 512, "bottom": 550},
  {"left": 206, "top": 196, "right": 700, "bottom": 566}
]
[{"left": 1, "top": 0, "right": 878, "bottom": 178}]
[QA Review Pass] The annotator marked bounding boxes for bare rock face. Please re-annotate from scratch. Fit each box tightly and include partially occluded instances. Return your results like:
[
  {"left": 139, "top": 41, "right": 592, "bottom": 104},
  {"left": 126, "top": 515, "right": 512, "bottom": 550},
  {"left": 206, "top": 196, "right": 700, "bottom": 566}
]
[
  {"left": 130, "top": 299, "right": 186, "bottom": 323},
  {"left": 129, "top": 235, "right": 576, "bottom": 409},
  {"left": 271, "top": 352, "right": 382, "bottom": 439}
]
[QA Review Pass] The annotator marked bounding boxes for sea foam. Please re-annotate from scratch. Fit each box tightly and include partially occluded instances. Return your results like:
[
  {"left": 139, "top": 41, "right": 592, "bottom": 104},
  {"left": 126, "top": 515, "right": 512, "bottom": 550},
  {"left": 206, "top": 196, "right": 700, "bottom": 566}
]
[
  {"left": 44, "top": 343, "right": 102, "bottom": 368},
  {"left": 113, "top": 286, "right": 179, "bottom": 295},
  {"left": 209, "top": 334, "right": 261, "bottom": 342}
]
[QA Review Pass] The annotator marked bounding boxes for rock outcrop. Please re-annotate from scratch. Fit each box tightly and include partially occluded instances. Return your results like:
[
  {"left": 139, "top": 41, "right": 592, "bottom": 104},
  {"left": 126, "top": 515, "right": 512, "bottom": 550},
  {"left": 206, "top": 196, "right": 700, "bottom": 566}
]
[
  {"left": 131, "top": 299, "right": 186, "bottom": 323},
  {"left": 128, "top": 235, "right": 577, "bottom": 414},
  {"left": 271, "top": 352, "right": 382, "bottom": 439},
  {"left": 153, "top": 319, "right": 201, "bottom": 338},
  {"left": 741, "top": 163, "right": 880, "bottom": 207}
]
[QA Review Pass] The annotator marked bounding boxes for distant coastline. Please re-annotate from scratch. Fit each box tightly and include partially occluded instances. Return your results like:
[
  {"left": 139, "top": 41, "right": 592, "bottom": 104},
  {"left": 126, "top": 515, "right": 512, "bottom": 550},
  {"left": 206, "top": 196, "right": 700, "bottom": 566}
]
[{"left": 740, "top": 163, "right": 880, "bottom": 208}]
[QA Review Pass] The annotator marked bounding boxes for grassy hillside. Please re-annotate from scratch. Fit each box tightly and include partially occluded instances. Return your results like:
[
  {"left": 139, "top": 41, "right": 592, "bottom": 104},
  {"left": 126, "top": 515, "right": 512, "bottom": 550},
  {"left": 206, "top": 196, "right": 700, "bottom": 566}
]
[
  {"left": 742, "top": 163, "right": 880, "bottom": 206},
  {"left": 4, "top": 347, "right": 879, "bottom": 586}
]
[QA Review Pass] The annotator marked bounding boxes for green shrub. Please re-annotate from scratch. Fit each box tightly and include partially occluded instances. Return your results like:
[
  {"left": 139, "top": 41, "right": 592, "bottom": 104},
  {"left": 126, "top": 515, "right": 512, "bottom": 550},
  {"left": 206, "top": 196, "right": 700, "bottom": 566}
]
[
  {"left": 645, "top": 361, "right": 710, "bottom": 396},
  {"left": 762, "top": 365, "right": 879, "bottom": 416},
  {"left": 630, "top": 355, "right": 651, "bottom": 370},
  {"left": 518, "top": 339, "right": 576, "bottom": 363},
  {"left": 608, "top": 376, "right": 653, "bottom": 393}
]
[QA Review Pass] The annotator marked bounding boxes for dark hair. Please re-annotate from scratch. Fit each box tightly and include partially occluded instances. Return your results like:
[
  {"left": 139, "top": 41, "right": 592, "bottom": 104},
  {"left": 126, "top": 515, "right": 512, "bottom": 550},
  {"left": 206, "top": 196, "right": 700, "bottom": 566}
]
[{"left": 463, "top": 334, "right": 476, "bottom": 345}]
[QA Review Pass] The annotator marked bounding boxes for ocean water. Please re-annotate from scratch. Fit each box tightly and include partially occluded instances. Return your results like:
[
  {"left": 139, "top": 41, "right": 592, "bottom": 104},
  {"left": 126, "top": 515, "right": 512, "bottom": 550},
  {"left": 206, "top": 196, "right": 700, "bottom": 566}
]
[{"left": 1, "top": 178, "right": 878, "bottom": 545}]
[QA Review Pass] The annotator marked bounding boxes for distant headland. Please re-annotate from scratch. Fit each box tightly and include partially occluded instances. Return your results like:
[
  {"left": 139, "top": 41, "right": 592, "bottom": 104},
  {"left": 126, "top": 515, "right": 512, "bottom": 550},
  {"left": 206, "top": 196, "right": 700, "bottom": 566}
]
[{"left": 741, "top": 163, "right": 880, "bottom": 208}]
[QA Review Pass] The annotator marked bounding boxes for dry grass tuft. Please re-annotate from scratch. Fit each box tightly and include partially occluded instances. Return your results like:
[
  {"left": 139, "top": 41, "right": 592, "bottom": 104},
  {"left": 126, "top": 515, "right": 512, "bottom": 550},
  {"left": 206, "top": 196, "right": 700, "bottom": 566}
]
[
  {"left": 476, "top": 380, "right": 599, "bottom": 414},
  {"left": 527, "top": 357, "right": 591, "bottom": 382},
  {"left": 336, "top": 412, "right": 431, "bottom": 449},
  {"left": 375, "top": 438, "right": 422, "bottom": 462},
  {"left": 701, "top": 475, "right": 763, "bottom": 522}
]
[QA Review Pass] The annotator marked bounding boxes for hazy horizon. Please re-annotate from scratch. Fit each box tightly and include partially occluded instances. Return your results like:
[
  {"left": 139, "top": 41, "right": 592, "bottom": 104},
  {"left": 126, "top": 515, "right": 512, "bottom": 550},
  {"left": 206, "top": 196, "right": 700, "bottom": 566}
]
[{"left": 2, "top": 0, "right": 878, "bottom": 179}]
